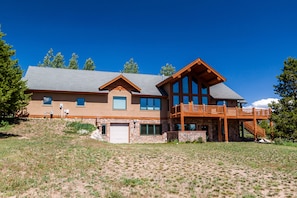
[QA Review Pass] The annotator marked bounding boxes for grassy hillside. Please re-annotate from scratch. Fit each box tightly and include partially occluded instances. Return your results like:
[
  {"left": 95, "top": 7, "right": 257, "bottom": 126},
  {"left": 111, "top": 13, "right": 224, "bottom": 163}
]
[{"left": 0, "top": 119, "right": 297, "bottom": 197}]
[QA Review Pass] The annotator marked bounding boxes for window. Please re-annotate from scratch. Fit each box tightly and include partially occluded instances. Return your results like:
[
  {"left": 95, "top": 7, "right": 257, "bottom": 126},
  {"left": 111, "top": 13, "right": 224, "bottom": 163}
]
[
  {"left": 182, "top": 76, "right": 189, "bottom": 94},
  {"left": 43, "top": 96, "right": 52, "bottom": 105},
  {"left": 217, "top": 100, "right": 227, "bottom": 106},
  {"left": 173, "top": 95, "right": 179, "bottom": 106},
  {"left": 113, "top": 96, "right": 126, "bottom": 110},
  {"left": 76, "top": 98, "right": 85, "bottom": 106},
  {"left": 173, "top": 81, "right": 179, "bottom": 93},
  {"left": 202, "top": 84, "right": 208, "bottom": 94},
  {"left": 192, "top": 78, "right": 198, "bottom": 94},
  {"left": 202, "top": 96, "right": 208, "bottom": 105},
  {"left": 102, "top": 124, "right": 106, "bottom": 135},
  {"left": 140, "top": 98, "right": 161, "bottom": 110},
  {"left": 140, "top": 124, "right": 162, "bottom": 135}
]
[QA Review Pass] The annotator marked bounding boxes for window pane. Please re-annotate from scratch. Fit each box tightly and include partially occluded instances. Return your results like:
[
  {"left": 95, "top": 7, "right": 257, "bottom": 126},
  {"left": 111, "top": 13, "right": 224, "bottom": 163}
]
[
  {"left": 192, "top": 79, "right": 198, "bottom": 94},
  {"left": 173, "top": 81, "right": 179, "bottom": 93},
  {"left": 140, "top": 98, "right": 147, "bottom": 110},
  {"left": 154, "top": 99, "right": 161, "bottom": 110},
  {"left": 148, "top": 125, "right": 154, "bottom": 135},
  {"left": 155, "top": 125, "right": 162, "bottom": 135},
  {"left": 202, "top": 84, "right": 208, "bottom": 94},
  {"left": 102, "top": 125, "right": 106, "bottom": 135},
  {"left": 202, "top": 96, "right": 208, "bottom": 105},
  {"left": 113, "top": 96, "right": 126, "bottom": 110},
  {"left": 193, "top": 96, "right": 198, "bottom": 104},
  {"left": 217, "top": 100, "right": 227, "bottom": 106},
  {"left": 173, "top": 95, "right": 179, "bottom": 106},
  {"left": 189, "top": 124, "right": 196, "bottom": 130},
  {"left": 43, "top": 96, "right": 52, "bottom": 105},
  {"left": 140, "top": 125, "right": 147, "bottom": 135},
  {"left": 183, "top": 96, "right": 189, "bottom": 104},
  {"left": 147, "top": 98, "right": 154, "bottom": 110},
  {"left": 77, "top": 98, "right": 85, "bottom": 106},
  {"left": 182, "top": 76, "right": 188, "bottom": 94}
]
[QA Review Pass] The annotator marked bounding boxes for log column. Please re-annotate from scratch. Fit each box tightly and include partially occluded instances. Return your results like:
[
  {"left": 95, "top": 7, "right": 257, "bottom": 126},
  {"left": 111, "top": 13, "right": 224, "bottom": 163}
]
[{"left": 223, "top": 105, "right": 229, "bottom": 142}]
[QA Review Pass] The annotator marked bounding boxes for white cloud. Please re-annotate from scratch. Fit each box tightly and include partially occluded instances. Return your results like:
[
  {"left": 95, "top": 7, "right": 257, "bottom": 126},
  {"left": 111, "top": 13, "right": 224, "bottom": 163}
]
[{"left": 245, "top": 98, "right": 279, "bottom": 109}]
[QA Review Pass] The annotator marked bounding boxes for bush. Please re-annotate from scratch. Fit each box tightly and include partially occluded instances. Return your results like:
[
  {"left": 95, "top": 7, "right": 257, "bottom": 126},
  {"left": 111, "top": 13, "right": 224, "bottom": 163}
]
[{"left": 64, "top": 121, "right": 96, "bottom": 135}]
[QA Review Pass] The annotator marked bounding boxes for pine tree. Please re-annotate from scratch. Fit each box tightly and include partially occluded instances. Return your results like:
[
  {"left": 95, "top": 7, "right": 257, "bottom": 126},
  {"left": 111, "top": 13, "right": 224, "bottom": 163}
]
[
  {"left": 160, "top": 63, "right": 175, "bottom": 76},
  {"left": 122, "top": 58, "right": 139, "bottom": 73},
  {"left": 52, "top": 52, "right": 65, "bottom": 68},
  {"left": 270, "top": 57, "right": 297, "bottom": 139},
  {"left": 83, "top": 58, "right": 96, "bottom": 70},
  {"left": 38, "top": 48, "right": 54, "bottom": 67},
  {"left": 68, "top": 53, "right": 79, "bottom": 69},
  {"left": 0, "top": 31, "right": 30, "bottom": 117}
]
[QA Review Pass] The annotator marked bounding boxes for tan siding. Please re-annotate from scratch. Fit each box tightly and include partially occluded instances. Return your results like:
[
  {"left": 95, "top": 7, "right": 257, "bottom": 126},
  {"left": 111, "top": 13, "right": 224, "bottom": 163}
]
[{"left": 27, "top": 90, "right": 169, "bottom": 119}]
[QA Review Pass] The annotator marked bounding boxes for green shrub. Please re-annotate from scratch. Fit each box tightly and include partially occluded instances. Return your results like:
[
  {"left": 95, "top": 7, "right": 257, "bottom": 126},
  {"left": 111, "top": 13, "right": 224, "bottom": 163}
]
[
  {"left": 0, "top": 120, "right": 12, "bottom": 131},
  {"left": 64, "top": 121, "right": 96, "bottom": 135}
]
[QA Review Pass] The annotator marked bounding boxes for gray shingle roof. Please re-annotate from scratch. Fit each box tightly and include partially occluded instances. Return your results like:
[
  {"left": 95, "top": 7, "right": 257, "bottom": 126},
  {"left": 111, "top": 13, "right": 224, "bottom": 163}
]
[
  {"left": 210, "top": 83, "right": 244, "bottom": 100},
  {"left": 24, "top": 66, "right": 168, "bottom": 96},
  {"left": 24, "top": 66, "right": 244, "bottom": 100}
]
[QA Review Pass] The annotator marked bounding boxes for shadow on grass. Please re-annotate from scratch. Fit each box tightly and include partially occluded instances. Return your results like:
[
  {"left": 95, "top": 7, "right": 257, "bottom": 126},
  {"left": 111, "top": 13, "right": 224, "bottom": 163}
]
[{"left": 0, "top": 132, "right": 20, "bottom": 139}]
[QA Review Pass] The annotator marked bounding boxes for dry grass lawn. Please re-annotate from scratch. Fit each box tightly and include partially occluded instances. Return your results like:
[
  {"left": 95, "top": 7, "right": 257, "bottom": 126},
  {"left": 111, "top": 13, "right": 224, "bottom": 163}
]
[{"left": 0, "top": 119, "right": 297, "bottom": 198}]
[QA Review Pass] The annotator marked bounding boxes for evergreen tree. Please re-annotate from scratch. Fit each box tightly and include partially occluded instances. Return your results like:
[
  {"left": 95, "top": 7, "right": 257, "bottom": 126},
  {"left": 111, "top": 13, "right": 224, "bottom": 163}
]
[
  {"left": 83, "top": 58, "right": 96, "bottom": 70},
  {"left": 160, "top": 63, "right": 175, "bottom": 76},
  {"left": 68, "top": 53, "right": 79, "bottom": 69},
  {"left": 38, "top": 48, "right": 54, "bottom": 67},
  {"left": 122, "top": 58, "right": 139, "bottom": 73},
  {"left": 52, "top": 52, "right": 65, "bottom": 68},
  {"left": 0, "top": 31, "right": 30, "bottom": 117},
  {"left": 269, "top": 57, "right": 297, "bottom": 139}
]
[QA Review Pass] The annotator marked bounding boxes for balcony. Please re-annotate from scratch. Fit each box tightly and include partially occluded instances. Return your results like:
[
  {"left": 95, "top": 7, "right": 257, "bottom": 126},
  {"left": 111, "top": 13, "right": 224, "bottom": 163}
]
[{"left": 171, "top": 103, "right": 271, "bottom": 120}]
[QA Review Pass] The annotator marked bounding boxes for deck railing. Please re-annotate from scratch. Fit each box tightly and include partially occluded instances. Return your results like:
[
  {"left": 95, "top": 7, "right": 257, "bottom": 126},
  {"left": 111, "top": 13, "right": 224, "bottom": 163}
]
[{"left": 171, "top": 103, "right": 271, "bottom": 119}]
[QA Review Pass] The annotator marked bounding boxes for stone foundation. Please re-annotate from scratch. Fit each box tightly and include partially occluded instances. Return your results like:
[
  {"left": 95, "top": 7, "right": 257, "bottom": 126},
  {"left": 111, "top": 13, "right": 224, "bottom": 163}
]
[{"left": 178, "top": 131, "right": 207, "bottom": 142}]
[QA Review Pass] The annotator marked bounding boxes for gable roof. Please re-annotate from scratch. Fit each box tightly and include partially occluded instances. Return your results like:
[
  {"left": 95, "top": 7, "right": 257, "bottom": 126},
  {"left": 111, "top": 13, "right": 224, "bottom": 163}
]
[
  {"left": 99, "top": 74, "right": 141, "bottom": 92},
  {"left": 157, "top": 58, "right": 226, "bottom": 87},
  {"left": 24, "top": 66, "right": 167, "bottom": 96},
  {"left": 24, "top": 64, "right": 244, "bottom": 101}
]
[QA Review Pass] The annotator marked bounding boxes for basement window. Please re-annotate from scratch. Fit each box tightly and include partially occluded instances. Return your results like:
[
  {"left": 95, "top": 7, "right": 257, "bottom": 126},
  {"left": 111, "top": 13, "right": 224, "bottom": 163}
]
[{"left": 140, "top": 124, "right": 162, "bottom": 135}]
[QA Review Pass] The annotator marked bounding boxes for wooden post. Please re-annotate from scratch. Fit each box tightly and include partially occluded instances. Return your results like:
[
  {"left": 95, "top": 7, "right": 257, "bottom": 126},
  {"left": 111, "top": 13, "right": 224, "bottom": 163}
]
[
  {"left": 218, "top": 118, "right": 222, "bottom": 142},
  {"left": 270, "top": 119, "right": 274, "bottom": 139},
  {"left": 253, "top": 107, "right": 257, "bottom": 140},
  {"left": 180, "top": 103, "right": 185, "bottom": 131},
  {"left": 223, "top": 105, "right": 229, "bottom": 142}
]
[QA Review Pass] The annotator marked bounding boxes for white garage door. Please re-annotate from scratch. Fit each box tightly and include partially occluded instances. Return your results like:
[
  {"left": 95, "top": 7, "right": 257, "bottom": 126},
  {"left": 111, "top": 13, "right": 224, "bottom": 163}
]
[{"left": 110, "top": 123, "right": 129, "bottom": 143}]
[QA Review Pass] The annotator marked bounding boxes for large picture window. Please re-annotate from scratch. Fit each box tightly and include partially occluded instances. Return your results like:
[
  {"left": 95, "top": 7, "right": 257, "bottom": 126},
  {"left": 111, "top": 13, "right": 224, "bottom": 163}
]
[
  {"left": 113, "top": 96, "right": 126, "bottom": 110},
  {"left": 43, "top": 96, "right": 52, "bottom": 105},
  {"left": 140, "top": 98, "right": 161, "bottom": 110},
  {"left": 140, "top": 124, "right": 162, "bottom": 135}
]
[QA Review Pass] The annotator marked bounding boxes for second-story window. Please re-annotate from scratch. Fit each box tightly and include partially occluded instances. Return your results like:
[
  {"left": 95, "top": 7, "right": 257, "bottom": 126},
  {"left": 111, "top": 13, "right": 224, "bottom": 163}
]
[
  {"left": 140, "top": 98, "right": 161, "bottom": 110},
  {"left": 113, "top": 96, "right": 126, "bottom": 110}
]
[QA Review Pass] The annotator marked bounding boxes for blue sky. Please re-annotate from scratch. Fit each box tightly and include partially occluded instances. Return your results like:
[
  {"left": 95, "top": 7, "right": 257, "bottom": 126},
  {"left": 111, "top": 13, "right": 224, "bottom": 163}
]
[{"left": 1, "top": 0, "right": 297, "bottom": 107}]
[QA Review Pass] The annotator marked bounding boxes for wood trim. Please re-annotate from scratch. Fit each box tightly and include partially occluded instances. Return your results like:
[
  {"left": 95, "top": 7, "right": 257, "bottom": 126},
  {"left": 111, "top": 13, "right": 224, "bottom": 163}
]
[
  {"left": 28, "top": 115, "right": 169, "bottom": 120},
  {"left": 156, "top": 58, "right": 226, "bottom": 88},
  {"left": 99, "top": 74, "right": 141, "bottom": 92}
]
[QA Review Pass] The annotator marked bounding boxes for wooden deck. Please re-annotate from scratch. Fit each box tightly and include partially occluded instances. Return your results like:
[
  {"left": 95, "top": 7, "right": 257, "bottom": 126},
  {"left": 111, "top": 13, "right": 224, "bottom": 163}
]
[
  {"left": 171, "top": 103, "right": 271, "bottom": 120},
  {"left": 170, "top": 103, "right": 271, "bottom": 142}
]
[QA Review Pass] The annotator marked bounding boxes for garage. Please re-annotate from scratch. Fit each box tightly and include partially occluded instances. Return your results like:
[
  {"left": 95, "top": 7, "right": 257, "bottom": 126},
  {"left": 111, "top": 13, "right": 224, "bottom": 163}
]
[{"left": 110, "top": 123, "right": 129, "bottom": 143}]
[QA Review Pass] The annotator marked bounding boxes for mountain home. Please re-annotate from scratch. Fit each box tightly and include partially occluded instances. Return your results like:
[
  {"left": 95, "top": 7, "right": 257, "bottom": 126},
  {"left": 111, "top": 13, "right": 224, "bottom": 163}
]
[{"left": 23, "top": 58, "right": 271, "bottom": 143}]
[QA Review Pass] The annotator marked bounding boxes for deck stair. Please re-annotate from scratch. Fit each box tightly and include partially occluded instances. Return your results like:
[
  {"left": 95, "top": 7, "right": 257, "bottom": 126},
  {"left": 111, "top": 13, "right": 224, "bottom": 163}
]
[{"left": 244, "top": 121, "right": 266, "bottom": 138}]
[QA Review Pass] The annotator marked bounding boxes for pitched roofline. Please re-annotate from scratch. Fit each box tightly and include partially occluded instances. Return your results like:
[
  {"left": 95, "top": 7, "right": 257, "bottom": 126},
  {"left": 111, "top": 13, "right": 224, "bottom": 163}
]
[
  {"left": 157, "top": 58, "right": 226, "bottom": 87},
  {"left": 99, "top": 74, "right": 141, "bottom": 92}
]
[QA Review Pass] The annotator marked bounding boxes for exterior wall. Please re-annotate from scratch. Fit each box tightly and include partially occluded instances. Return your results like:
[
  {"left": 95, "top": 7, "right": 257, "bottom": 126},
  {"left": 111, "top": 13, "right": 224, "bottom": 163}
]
[
  {"left": 27, "top": 90, "right": 168, "bottom": 120},
  {"left": 96, "top": 118, "right": 168, "bottom": 143}
]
